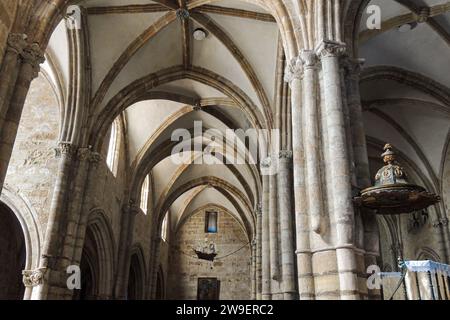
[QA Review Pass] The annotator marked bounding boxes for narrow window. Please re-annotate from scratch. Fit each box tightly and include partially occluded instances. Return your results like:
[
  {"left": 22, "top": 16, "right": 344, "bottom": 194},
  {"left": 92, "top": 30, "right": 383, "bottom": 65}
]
[
  {"left": 161, "top": 213, "right": 168, "bottom": 242},
  {"left": 106, "top": 120, "right": 119, "bottom": 175},
  {"left": 140, "top": 175, "right": 149, "bottom": 214},
  {"left": 205, "top": 211, "right": 218, "bottom": 233}
]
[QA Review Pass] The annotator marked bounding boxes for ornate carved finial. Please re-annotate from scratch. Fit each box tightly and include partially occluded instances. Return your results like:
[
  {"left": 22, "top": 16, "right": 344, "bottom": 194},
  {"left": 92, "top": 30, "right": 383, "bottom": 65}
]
[
  {"left": 284, "top": 56, "right": 303, "bottom": 83},
  {"left": 374, "top": 144, "right": 408, "bottom": 186},
  {"left": 22, "top": 268, "right": 47, "bottom": 287},
  {"left": 316, "top": 40, "right": 347, "bottom": 59}
]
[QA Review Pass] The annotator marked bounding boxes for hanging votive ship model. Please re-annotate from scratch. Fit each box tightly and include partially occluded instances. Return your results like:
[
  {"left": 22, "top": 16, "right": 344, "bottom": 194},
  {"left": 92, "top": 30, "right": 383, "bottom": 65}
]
[
  {"left": 194, "top": 239, "right": 218, "bottom": 262},
  {"left": 354, "top": 144, "right": 440, "bottom": 215}
]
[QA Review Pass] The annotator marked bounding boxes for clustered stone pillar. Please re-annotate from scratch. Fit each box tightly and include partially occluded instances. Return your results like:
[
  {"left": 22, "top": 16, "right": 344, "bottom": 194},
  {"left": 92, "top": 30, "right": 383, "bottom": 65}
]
[
  {"left": 285, "top": 55, "right": 315, "bottom": 300},
  {"left": 0, "top": 33, "right": 44, "bottom": 194},
  {"left": 277, "top": 150, "right": 297, "bottom": 299},
  {"left": 317, "top": 40, "right": 359, "bottom": 299}
]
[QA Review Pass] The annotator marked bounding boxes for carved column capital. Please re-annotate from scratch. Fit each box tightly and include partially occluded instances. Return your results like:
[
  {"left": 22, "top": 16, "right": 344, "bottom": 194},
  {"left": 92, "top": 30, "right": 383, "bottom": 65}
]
[
  {"left": 342, "top": 56, "right": 365, "bottom": 79},
  {"left": 7, "top": 33, "right": 28, "bottom": 56},
  {"left": 21, "top": 43, "right": 45, "bottom": 80},
  {"left": 260, "top": 157, "right": 272, "bottom": 169},
  {"left": 77, "top": 147, "right": 92, "bottom": 161},
  {"left": 55, "top": 142, "right": 75, "bottom": 159},
  {"left": 316, "top": 40, "right": 347, "bottom": 59},
  {"left": 299, "top": 50, "right": 318, "bottom": 70},
  {"left": 89, "top": 152, "right": 103, "bottom": 167},
  {"left": 284, "top": 56, "right": 303, "bottom": 83},
  {"left": 22, "top": 268, "right": 47, "bottom": 287},
  {"left": 255, "top": 202, "right": 262, "bottom": 216},
  {"left": 278, "top": 150, "right": 293, "bottom": 159}
]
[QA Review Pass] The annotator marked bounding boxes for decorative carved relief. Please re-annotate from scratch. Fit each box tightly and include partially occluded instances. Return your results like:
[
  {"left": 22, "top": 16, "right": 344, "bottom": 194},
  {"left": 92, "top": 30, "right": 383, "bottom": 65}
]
[{"left": 22, "top": 268, "right": 47, "bottom": 287}]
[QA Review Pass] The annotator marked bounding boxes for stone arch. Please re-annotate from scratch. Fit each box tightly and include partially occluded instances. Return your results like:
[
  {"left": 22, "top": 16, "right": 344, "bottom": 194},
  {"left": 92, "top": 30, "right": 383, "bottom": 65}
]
[
  {"left": 29, "top": 0, "right": 298, "bottom": 59},
  {"left": 76, "top": 210, "right": 116, "bottom": 300},
  {"left": 155, "top": 176, "right": 255, "bottom": 242},
  {"left": 0, "top": 186, "right": 42, "bottom": 273},
  {"left": 89, "top": 66, "right": 266, "bottom": 151},
  {"left": 127, "top": 244, "right": 146, "bottom": 300},
  {"left": 416, "top": 247, "right": 441, "bottom": 262},
  {"left": 441, "top": 131, "right": 450, "bottom": 218}
]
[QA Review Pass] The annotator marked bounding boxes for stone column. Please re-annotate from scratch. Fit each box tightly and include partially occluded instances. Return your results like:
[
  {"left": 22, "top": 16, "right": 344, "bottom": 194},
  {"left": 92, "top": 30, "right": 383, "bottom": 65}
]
[
  {"left": 261, "top": 159, "right": 271, "bottom": 300},
  {"left": 317, "top": 41, "right": 359, "bottom": 300},
  {"left": 277, "top": 150, "right": 297, "bottom": 299},
  {"left": 33, "top": 142, "right": 76, "bottom": 299},
  {"left": 251, "top": 240, "right": 257, "bottom": 300},
  {"left": 115, "top": 201, "right": 140, "bottom": 299},
  {"left": 285, "top": 56, "right": 315, "bottom": 300},
  {"left": 0, "top": 38, "right": 44, "bottom": 193},
  {"left": 344, "top": 57, "right": 381, "bottom": 299},
  {"left": 300, "top": 50, "right": 326, "bottom": 236},
  {"left": 0, "top": 34, "right": 27, "bottom": 128},
  {"left": 149, "top": 236, "right": 162, "bottom": 299},
  {"left": 269, "top": 169, "right": 280, "bottom": 285},
  {"left": 255, "top": 205, "right": 262, "bottom": 300}
]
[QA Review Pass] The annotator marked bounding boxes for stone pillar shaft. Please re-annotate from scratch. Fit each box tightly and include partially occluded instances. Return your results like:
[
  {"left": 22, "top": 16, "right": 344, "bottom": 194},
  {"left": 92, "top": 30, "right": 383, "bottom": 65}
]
[
  {"left": 35, "top": 143, "right": 75, "bottom": 299},
  {"left": 318, "top": 41, "right": 359, "bottom": 299},
  {"left": 269, "top": 172, "right": 280, "bottom": 284},
  {"left": 344, "top": 57, "right": 381, "bottom": 299},
  {"left": 301, "top": 50, "right": 325, "bottom": 235},
  {"left": 286, "top": 58, "right": 316, "bottom": 300},
  {"left": 277, "top": 152, "right": 297, "bottom": 299},
  {"left": 256, "top": 209, "right": 262, "bottom": 300},
  {"left": 261, "top": 171, "right": 271, "bottom": 300}
]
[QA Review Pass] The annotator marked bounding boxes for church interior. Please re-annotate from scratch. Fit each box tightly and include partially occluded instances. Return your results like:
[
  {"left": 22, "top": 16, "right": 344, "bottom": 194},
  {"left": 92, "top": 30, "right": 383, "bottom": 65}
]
[{"left": 0, "top": 0, "right": 449, "bottom": 300}]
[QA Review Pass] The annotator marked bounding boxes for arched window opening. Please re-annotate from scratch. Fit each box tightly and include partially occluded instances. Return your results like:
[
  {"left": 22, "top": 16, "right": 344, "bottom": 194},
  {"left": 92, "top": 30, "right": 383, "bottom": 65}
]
[
  {"left": 106, "top": 119, "right": 120, "bottom": 176},
  {"left": 140, "top": 175, "right": 150, "bottom": 214},
  {"left": 161, "top": 212, "right": 169, "bottom": 242}
]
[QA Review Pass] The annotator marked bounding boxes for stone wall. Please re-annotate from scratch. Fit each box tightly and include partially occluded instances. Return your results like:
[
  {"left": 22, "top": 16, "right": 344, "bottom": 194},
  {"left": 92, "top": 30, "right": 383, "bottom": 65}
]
[
  {"left": 4, "top": 73, "right": 60, "bottom": 238},
  {"left": 0, "top": 0, "right": 17, "bottom": 64},
  {"left": 167, "top": 210, "right": 251, "bottom": 300}
]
